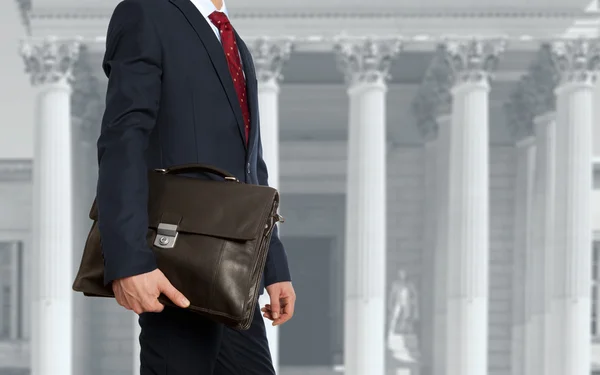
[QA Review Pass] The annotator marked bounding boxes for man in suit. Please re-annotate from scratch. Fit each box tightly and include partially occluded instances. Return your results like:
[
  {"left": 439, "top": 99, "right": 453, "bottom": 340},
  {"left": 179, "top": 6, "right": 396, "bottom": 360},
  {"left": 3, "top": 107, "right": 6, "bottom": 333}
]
[{"left": 95, "top": 0, "right": 296, "bottom": 373}]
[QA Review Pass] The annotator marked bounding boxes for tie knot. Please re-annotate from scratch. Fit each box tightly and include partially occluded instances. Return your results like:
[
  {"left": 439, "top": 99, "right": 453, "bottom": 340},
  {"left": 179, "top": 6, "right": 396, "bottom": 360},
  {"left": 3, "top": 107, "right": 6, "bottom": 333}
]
[{"left": 208, "top": 11, "right": 230, "bottom": 29}]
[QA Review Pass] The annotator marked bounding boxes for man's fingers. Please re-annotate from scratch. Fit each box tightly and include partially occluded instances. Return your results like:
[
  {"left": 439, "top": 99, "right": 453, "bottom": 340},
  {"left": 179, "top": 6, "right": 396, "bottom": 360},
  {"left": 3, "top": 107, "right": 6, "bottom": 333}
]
[
  {"left": 269, "top": 294, "right": 281, "bottom": 320},
  {"left": 261, "top": 305, "right": 275, "bottom": 320},
  {"left": 261, "top": 306, "right": 275, "bottom": 320},
  {"left": 263, "top": 312, "right": 275, "bottom": 321},
  {"left": 270, "top": 306, "right": 280, "bottom": 319},
  {"left": 262, "top": 304, "right": 284, "bottom": 314},
  {"left": 144, "top": 298, "right": 165, "bottom": 313},
  {"left": 130, "top": 302, "right": 144, "bottom": 315},
  {"left": 130, "top": 294, "right": 163, "bottom": 314},
  {"left": 285, "top": 298, "right": 295, "bottom": 315},
  {"left": 159, "top": 279, "right": 190, "bottom": 308},
  {"left": 273, "top": 298, "right": 295, "bottom": 326},
  {"left": 114, "top": 284, "right": 132, "bottom": 310}
]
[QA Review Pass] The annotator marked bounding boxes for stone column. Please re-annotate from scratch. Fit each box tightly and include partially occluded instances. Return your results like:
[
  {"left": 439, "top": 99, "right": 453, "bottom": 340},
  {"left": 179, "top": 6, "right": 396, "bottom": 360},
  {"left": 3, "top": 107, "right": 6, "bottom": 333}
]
[
  {"left": 514, "top": 137, "right": 535, "bottom": 375},
  {"left": 249, "top": 37, "right": 293, "bottom": 374},
  {"left": 334, "top": 37, "right": 401, "bottom": 375},
  {"left": 504, "top": 73, "right": 536, "bottom": 375},
  {"left": 432, "top": 114, "right": 450, "bottom": 375},
  {"left": 525, "top": 47, "right": 559, "bottom": 375},
  {"left": 419, "top": 138, "right": 436, "bottom": 375},
  {"left": 442, "top": 39, "right": 505, "bottom": 375},
  {"left": 411, "top": 51, "right": 453, "bottom": 375},
  {"left": 505, "top": 83, "right": 539, "bottom": 375},
  {"left": 20, "top": 36, "right": 80, "bottom": 375},
  {"left": 531, "top": 113, "right": 557, "bottom": 375},
  {"left": 504, "top": 46, "right": 558, "bottom": 375},
  {"left": 549, "top": 38, "right": 599, "bottom": 375},
  {"left": 70, "top": 43, "right": 104, "bottom": 375}
]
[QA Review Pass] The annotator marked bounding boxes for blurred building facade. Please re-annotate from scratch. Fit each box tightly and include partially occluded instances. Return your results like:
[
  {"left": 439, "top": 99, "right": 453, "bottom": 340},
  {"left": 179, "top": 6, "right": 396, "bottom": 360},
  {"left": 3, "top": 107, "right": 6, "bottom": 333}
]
[{"left": 3, "top": 1, "right": 600, "bottom": 375}]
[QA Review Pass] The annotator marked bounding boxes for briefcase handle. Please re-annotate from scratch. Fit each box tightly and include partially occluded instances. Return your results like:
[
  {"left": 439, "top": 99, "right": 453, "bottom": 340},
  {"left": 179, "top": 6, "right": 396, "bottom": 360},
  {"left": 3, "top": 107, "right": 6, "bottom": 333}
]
[{"left": 155, "top": 164, "right": 239, "bottom": 182}]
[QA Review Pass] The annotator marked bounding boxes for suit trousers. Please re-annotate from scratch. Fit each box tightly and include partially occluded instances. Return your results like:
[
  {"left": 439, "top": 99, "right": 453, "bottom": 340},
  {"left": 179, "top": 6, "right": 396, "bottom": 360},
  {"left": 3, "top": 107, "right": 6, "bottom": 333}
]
[{"left": 138, "top": 303, "right": 275, "bottom": 375}]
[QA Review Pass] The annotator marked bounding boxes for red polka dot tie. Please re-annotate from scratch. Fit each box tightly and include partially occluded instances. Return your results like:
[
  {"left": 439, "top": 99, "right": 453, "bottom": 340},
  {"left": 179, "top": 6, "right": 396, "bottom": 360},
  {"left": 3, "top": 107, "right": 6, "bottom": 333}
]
[{"left": 208, "top": 11, "right": 250, "bottom": 145}]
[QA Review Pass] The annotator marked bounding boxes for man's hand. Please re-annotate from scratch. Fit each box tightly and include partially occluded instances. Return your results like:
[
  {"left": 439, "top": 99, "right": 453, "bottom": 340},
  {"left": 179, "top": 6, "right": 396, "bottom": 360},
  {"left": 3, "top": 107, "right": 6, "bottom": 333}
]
[
  {"left": 261, "top": 281, "right": 296, "bottom": 326},
  {"left": 112, "top": 268, "right": 190, "bottom": 314}
]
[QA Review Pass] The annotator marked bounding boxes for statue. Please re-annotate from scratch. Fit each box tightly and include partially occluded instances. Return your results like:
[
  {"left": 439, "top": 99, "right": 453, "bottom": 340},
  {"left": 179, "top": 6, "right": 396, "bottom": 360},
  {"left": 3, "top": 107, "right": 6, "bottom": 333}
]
[
  {"left": 387, "top": 269, "right": 420, "bottom": 367},
  {"left": 388, "top": 269, "right": 419, "bottom": 335}
]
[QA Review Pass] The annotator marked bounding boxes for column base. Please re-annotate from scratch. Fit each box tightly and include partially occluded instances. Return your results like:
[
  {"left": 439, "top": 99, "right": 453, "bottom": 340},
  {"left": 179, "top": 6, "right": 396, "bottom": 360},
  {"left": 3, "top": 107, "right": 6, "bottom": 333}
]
[
  {"left": 551, "top": 298, "right": 591, "bottom": 375},
  {"left": 31, "top": 298, "right": 72, "bottom": 375},
  {"left": 446, "top": 297, "right": 487, "bottom": 375},
  {"left": 345, "top": 297, "right": 386, "bottom": 375}
]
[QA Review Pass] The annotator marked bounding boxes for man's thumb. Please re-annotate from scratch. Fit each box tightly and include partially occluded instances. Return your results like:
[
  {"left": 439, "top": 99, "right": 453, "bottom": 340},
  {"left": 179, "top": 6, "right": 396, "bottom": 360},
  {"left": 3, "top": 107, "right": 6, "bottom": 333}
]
[{"left": 160, "top": 279, "right": 190, "bottom": 308}]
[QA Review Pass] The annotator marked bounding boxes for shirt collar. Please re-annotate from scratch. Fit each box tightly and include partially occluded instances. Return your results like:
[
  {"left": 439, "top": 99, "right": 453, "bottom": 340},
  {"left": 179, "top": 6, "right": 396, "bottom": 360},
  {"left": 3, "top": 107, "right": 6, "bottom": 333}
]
[{"left": 192, "top": 0, "right": 229, "bottom": 18}]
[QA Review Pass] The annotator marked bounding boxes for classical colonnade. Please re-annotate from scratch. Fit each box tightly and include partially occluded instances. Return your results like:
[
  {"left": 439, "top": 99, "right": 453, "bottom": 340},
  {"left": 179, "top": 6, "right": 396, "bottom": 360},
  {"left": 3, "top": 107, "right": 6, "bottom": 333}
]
[
  {"left": 503, "top": 40, "right": 596, "bottom": 375},
  {"left": 18, "top": 34, "right": 597, "bottom": 375},
  {"left": 414, "top": 38, "right": 596, "bottom": 375}
]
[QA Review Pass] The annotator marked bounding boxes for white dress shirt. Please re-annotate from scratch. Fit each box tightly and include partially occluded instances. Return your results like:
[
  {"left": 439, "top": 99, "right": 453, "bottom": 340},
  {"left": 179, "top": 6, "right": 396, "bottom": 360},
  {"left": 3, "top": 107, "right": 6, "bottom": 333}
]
[{"left": 189, "top": 0, "right": 229, "bottom": 42}]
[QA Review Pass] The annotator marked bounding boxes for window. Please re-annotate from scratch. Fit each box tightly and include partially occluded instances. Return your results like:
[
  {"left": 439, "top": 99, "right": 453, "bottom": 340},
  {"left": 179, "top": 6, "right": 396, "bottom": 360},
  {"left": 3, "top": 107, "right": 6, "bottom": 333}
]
[{"left": 0, "top": 242, "right": 23, "bottom": 340}]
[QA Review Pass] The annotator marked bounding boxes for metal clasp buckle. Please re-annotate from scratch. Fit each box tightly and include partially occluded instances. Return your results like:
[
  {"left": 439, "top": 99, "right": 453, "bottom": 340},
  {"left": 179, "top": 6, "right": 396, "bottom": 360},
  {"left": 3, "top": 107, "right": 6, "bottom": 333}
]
[{"left": 154, "top": 223, "right": 179, "bottom": 249}]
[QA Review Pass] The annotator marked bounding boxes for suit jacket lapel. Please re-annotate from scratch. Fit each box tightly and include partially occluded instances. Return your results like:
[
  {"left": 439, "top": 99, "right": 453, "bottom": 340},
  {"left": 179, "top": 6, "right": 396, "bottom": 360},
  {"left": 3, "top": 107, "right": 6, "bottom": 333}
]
[
  {"left": 169, "top": 0, "right": 247, "bottom": 148},
  {"left": 234, "top": 33, "right": 259, "bottom": 152}
]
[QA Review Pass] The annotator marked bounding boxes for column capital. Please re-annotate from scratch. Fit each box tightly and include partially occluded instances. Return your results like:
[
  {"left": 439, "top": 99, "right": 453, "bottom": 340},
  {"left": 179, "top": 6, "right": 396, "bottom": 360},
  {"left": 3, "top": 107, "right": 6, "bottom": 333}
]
[
  {"left": 527, "top": 44, "right": 558, "bottom": 114},
  {"left": 247, "top": 37, "right": 293, "bottom": 84},
  {"left": 551, "top": 38, "right": 600, "bottom": 86},
  {"left": 505, "top": 44, "right": 558, "bottom": 141},
  {"left": 20, "top": 37, "right": 81, "bottom": 86},
  {"left": 71, "top": 44, "right": 103, "bottom": 145},
  {"left": 412, "top": 48, "right": 453, "bottom": 140},
  {"left": 441, "top": 38, "right": 506, "bottom": 85},
  {"left": 505, "top": 75, "right": 536, "bottom": 141},
  {"left": 333, "top": 37, "right": 402, "bottom": 86}
]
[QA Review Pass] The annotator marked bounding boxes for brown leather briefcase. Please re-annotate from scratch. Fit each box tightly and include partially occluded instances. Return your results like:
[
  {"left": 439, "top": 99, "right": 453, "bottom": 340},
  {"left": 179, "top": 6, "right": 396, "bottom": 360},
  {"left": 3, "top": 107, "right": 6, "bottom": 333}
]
[{"left": 72, "top": 164, "right": 283, "bottom": 330}]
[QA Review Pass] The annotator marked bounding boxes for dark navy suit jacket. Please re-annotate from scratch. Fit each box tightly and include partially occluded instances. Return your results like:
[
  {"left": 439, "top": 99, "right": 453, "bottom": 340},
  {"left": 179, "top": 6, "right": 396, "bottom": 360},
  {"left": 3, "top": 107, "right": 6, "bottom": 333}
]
[{"left": 96, "top": 0, "right": 291, "bottom": 290}]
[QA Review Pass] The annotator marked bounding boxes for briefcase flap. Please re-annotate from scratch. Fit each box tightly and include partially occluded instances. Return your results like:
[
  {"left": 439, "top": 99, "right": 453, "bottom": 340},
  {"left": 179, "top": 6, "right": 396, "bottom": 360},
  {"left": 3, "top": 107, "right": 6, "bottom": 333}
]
[{"left": 89, "top": 170, "right": 278, "bottom": 242}]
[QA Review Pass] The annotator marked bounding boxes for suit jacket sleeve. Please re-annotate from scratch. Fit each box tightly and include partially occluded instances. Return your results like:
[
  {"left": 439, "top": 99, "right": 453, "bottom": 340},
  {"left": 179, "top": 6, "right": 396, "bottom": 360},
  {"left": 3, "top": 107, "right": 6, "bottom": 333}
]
[
  {"left": 96, "top": 0, "right": 162, "bottom": 285},
  {"left": 256, "top": 128, "right": 292, "bottom": 286}
]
